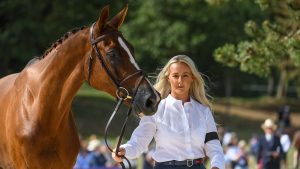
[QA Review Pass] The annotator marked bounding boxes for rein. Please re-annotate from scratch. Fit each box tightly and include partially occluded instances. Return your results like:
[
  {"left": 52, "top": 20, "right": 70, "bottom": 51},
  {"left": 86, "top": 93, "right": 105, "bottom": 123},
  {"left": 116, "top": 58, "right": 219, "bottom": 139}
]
[{"left": 88, "top": 23, "right": 146, "bottom": 169}]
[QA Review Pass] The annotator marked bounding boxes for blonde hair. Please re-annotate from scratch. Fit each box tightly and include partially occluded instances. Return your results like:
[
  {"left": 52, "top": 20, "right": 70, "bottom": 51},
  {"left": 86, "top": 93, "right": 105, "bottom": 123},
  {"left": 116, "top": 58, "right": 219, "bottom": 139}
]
[{"left": 154, "top": 55, "right": 212, "bottom": 109}]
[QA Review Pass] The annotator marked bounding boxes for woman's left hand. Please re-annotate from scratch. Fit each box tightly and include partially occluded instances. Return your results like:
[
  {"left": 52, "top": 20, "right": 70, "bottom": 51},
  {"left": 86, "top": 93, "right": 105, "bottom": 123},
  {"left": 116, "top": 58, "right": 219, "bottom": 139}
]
[{"left": 112, "top": 147, "right": 126, "bottom": 163}]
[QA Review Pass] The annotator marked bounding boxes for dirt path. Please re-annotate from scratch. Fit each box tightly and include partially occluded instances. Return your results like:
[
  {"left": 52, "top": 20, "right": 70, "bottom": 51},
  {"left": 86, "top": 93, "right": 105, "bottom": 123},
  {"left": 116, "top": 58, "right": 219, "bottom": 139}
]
[{"left": 213, "top": 103, "right": 300, "bottom": 127}]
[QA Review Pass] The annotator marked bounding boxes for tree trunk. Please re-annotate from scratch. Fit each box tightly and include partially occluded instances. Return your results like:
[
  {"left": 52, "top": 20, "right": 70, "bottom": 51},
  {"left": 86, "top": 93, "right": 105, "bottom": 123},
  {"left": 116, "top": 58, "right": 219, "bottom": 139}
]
[
  {"left": 225, "top": 69, "right": 232, "bottom": 115},
  {"left": 267, "top": 68, "right": 276, "bottom": 96},
  {"left": 276, "top": 68, "right": 289, "bottom": 99},
  {"left": 267, "top": 76, "right": 274, "bottom": 96}
]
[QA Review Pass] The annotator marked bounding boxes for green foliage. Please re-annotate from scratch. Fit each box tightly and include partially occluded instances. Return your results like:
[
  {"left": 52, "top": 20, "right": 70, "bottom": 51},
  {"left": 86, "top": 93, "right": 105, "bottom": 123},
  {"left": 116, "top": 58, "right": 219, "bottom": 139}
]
[
  {"left": 214, "top": 0, "right": 300, "bottom": 98},
  {"left": 121, "top": 0, "right": 265, "bottom": 76},
  {"left": 214, "top": 44, "right": 238, "bottom": 67}
]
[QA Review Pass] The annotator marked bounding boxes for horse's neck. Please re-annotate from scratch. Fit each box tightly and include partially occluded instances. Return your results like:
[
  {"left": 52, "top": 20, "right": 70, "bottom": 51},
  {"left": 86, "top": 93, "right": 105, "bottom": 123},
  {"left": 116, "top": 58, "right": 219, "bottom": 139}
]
[{"left": 26, "top": 29, "right": 89, "bottom": 131}]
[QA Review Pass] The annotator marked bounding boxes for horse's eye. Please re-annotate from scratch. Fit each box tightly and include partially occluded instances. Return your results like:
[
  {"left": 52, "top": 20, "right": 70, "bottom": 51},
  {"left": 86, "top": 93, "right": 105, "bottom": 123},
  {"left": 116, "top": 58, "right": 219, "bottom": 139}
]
[{"left": 106, "top": 50, "right": 115, "bottom": 58}]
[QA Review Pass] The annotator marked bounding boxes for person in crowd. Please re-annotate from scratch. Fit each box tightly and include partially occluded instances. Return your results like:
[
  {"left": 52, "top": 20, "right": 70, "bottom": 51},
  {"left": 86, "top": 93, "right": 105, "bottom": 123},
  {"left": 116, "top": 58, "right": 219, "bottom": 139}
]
[
  {"left": 224, "top": 133, "right": 248, "bottom": 169},
  {"left": 256, "top": 119, "right": 283, "bottom": 169},
  {"left": 249, "top": 133, "right": 259, "bottom": 157},
  {"left": 89, "top": 142, "right": 108, "bottom": 168},
  {"left": 87, "top": 134, "right": 101, "bottom": 152},
  {"left": 236, "top": 140, "right": 249, "bottom": 169},
  {"left": 111, "top": 55, "right": 225, "bottom": 169},
  {"left": 74, "top": 139, "right": 92, "bottom": 169},
  {"left": 223, "top": 129, "right": 233, "bottom": 147},
  {"left": 277, "top": 105, "right": 291, "bottom": 133},
  {"left": 280, "top": 128, "right": 291, "bottom": 169}
]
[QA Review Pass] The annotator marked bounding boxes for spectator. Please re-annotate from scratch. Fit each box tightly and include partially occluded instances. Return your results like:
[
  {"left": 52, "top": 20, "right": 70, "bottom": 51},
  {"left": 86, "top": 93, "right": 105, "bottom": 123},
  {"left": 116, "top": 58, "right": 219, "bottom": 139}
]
[
  {"left": 87, "top": 134, "right": 101, "bottom": 152},
  {"left": 74, "top": 140, "right": 92, "bottom": 169},
  {"left": 235, "top": 140, "right": 249, "bottom": 169},
  {"left": 249, "top": 133, "right": 259, "bottom": 157},
  {"left": 257, "top": 119, "right": 284, "bottom": 169},
  {"left": 277, "top": 105, "right": 291, "bottom": 133},
  {"left": 280, "top": 129, "right": 291, "bottom": 168},
  {"left": 224, "top": 133, "right": 248, "bottom": 169},
  {"left": 89, "top": 142, "right": 107, "bottom": 168},
  {"left": 223, "top": 129, "right": 233, "bottom": 147}
]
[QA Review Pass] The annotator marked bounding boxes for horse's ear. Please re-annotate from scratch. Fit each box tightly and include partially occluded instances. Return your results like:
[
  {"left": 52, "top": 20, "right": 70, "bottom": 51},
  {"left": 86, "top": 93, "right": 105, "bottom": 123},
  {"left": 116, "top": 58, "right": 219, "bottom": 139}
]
[
  {"left": 107, "top": 4, "right": 128, "bottom": 30},
  {"left": 96, "top": 5, "right": 110, "bottom": 32}
]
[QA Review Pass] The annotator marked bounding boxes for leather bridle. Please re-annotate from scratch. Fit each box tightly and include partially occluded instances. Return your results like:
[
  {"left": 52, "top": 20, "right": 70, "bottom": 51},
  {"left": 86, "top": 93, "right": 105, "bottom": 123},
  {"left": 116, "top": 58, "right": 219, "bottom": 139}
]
[
  {"left": 87, "top": 23, "right": 146, "bottom": 169},
  {"left": 88, "top": 23, "right": 146, "bottom": 93}
]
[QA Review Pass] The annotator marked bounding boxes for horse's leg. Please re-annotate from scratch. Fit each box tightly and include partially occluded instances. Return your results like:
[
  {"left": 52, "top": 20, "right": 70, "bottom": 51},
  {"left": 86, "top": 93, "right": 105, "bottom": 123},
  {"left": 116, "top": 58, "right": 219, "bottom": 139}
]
[{"left": 51, "top": 111, "right": 80, "bottom": 169}]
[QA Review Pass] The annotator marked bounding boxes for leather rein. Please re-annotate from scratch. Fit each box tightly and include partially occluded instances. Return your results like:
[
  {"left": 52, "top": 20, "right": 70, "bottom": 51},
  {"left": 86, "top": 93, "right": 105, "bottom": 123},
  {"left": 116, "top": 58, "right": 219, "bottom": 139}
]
[{"left": 87, "top": 23, "right": 146, "bottom": 169}]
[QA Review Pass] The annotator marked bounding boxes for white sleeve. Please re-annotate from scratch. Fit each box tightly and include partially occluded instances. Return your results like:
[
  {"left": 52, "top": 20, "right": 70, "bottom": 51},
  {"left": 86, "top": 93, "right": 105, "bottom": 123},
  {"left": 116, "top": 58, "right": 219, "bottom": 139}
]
[
  {"left": 121, "top": 116, "right": 156, "bottom": 159},
  {"left": 204, "top": 109, "right": 225, "bottom": 169}
]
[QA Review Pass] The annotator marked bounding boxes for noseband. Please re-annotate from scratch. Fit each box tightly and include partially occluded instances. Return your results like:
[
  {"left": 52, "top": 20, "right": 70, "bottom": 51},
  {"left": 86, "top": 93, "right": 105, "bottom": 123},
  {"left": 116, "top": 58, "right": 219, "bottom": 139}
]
[{"left": 88, "top": 23, "right": 146, "bottom": 169}]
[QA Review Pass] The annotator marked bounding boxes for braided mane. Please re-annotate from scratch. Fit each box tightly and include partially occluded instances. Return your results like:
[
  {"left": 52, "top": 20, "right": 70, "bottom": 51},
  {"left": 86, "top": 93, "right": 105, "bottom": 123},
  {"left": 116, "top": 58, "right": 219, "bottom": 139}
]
[{"left": 40, "top": 26, "right": 87, "bottom": 59}]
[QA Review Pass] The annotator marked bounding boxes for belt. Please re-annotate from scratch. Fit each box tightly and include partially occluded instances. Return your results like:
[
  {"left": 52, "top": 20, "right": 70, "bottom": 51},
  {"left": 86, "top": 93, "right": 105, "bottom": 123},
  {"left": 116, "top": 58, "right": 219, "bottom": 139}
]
[{"left": 156, "top": 158, "right": 204, "bottom": 167}]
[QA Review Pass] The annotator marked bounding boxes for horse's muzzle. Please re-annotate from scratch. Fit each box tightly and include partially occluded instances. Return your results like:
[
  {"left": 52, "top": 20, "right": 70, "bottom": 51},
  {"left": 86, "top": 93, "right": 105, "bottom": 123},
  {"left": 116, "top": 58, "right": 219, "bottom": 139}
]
[{"left": 133, "top": 84, "right": 160, "bottom": 115}]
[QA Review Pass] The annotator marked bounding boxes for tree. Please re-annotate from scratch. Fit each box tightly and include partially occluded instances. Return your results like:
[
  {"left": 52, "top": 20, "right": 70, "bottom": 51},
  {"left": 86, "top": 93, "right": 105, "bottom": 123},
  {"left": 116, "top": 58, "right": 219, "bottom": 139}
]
[
  {"left": 122, "top": 0, "right": 265, "bottom": 97},
  {"left": 214, "top": 0, "right": 300, "bottom": 98}
]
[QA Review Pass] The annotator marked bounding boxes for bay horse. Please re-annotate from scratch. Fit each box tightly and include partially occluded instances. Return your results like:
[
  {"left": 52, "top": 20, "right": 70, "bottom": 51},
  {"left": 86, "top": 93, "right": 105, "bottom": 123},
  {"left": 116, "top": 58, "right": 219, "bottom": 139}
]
[{"left": 0, "top": 5, "right": 160, "bottom": 169}]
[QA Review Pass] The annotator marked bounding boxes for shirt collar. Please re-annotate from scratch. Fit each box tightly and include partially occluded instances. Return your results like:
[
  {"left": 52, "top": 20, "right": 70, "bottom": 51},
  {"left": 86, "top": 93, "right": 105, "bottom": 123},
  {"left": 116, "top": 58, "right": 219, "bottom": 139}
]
[{"left": 166, "top": 94, "right": 195, "bottom": 106}]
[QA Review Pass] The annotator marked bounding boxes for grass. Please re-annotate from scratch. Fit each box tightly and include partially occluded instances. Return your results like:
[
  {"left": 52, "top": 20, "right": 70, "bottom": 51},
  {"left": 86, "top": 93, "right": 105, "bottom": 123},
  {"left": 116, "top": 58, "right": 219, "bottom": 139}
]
[{"left": 215, "top": 96, "right": 300, "bottom": 113}]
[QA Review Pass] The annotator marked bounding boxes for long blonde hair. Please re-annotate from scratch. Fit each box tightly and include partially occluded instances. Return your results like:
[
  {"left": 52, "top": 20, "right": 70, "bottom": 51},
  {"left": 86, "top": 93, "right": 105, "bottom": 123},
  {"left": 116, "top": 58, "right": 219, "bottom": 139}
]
[{"left": 154, "top": 55, "right": 212, "bottom": 109}]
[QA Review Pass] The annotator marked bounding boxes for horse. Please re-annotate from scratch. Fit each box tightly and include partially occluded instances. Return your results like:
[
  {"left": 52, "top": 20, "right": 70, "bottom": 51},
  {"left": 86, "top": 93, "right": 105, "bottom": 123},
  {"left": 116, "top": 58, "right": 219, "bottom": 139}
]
[{"left": 0, "top": 5, "right": 160, "bottom": 169}]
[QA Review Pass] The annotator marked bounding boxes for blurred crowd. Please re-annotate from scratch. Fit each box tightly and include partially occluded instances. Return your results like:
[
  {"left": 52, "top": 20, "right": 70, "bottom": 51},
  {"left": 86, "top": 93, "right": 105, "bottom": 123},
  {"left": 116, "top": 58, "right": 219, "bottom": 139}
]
[
  {"left": 218, "top": 104, "right": 300, "bottom": 169},
  {"left": 73, "top": 134, "right": 121, "bottom": 169}
]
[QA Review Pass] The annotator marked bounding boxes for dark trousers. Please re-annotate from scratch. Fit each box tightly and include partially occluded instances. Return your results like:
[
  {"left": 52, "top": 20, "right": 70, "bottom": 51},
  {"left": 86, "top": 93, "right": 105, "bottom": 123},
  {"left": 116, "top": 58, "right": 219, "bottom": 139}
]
[{"left": 154, "top": 163, "right": 205, "bottom": 169}]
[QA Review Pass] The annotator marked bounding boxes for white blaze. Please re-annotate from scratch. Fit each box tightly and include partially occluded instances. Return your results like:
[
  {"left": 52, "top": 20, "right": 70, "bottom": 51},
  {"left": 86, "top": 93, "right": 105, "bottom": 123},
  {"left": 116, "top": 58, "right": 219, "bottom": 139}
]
[
  {"left": 118, "top": 37, "right": 140, "bottom": 69},
  {"left": 118, "top": 36, "right": 160, "bottom": 102}
]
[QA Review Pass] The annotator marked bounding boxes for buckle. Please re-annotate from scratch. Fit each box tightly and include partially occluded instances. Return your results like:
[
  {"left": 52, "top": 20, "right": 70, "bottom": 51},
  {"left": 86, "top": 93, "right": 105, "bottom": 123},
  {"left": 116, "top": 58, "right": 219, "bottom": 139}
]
[{"left": 186, "top": 159, "right": 193, "bottom": 167}]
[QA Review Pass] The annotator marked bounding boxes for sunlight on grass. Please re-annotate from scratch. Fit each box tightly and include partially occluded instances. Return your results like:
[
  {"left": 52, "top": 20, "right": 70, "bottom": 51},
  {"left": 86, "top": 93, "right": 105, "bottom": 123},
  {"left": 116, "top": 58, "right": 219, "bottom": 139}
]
[{"left": 76, "top": 82, "right": 114, "bottom": 100}]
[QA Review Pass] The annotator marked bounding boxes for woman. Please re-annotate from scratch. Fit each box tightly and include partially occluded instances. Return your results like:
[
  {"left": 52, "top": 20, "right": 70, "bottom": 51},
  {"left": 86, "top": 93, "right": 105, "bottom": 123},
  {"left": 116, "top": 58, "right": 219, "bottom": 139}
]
[{"left": 112, "top": 55, "right": 225, "bottom": 169}]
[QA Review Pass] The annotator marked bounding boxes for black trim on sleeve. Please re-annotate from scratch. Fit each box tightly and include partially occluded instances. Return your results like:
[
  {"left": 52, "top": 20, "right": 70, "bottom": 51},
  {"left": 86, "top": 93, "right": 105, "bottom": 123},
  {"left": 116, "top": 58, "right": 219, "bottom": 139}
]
[{"left": 204, "top": 132, "right": 219, "bottom": 144}]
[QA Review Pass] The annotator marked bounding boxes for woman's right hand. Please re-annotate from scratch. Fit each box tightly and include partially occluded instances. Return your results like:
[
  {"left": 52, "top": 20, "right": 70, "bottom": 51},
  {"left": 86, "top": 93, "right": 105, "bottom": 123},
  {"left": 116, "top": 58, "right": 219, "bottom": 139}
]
[{"left": 112, "top": 147, "right": 126, "bottom": 163}]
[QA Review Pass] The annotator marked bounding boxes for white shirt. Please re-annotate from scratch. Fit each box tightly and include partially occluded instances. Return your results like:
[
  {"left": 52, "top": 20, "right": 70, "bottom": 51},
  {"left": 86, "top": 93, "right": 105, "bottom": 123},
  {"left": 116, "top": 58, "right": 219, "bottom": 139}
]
[
  {"left": 122, "top": 94, "right": 225, "bottom": 169},
  {"left": 280, "top": 134, "right": 291, "bottom": 152}
]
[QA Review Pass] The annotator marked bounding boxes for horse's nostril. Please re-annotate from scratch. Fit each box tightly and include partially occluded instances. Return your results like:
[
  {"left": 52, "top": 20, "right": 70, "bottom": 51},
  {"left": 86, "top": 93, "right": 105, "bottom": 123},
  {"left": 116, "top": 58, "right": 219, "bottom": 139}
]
[{"left": 145, "top": 97, "right": 155, "bottom": 108}]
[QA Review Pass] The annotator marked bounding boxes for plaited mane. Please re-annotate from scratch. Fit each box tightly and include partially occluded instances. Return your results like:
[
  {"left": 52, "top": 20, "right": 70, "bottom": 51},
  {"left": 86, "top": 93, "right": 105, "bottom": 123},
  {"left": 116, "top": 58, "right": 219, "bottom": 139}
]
[{"left": 41, "top": 26, "right": 87, "bottom": 59}]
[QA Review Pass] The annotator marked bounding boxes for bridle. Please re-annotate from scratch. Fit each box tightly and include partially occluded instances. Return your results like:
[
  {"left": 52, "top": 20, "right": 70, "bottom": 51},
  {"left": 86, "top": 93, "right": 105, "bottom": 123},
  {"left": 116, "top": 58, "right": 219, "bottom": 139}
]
[
  {"left": 88, "top": 23, "right": 145, "bottom": 91},
  {"left": 87, "top": 23, "right": 146, "bottom": 169}
]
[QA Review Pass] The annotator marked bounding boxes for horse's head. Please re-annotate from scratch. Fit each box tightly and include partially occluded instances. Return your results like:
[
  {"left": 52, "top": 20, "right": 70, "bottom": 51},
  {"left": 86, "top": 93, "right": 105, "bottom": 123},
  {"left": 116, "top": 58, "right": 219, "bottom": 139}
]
[{"left": 85, "top": 5, "right": 160, "bottom": 115}]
